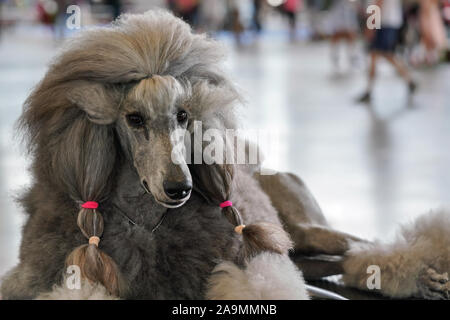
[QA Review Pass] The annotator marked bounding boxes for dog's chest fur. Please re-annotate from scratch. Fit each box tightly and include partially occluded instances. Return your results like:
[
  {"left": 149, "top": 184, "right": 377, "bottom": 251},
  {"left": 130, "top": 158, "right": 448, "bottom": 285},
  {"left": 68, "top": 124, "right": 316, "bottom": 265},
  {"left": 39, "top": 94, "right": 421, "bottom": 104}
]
[
  {"left": 100, "top": 165, "right": 239, "bottom": 299},
  {"left": 4, "top": 166, "right": 276, "bottom": 299},
  {"left": 99, "top": 164, "right": 281, "bottom": 299}
]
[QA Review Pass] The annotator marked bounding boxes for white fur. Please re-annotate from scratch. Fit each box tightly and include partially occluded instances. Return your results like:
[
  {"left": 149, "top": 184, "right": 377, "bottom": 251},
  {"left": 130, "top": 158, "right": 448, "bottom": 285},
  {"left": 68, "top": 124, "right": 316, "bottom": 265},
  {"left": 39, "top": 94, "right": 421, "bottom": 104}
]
[
  {"left": 206, "top": 252, "right": 309, "bottom": 300},
  {"left": 342, "top": 209, "right": 450, "bottom": 299},
  {"left": 36, "top": 279, "right": 119, "bottom": 300}
]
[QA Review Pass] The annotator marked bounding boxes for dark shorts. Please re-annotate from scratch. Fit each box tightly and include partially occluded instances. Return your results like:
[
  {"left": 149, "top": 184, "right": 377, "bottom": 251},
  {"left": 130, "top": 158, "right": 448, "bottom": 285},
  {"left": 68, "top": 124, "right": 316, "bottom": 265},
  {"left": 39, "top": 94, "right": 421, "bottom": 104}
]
[{"left": 370, "top": 27, "right": 400, "bottom": 53}]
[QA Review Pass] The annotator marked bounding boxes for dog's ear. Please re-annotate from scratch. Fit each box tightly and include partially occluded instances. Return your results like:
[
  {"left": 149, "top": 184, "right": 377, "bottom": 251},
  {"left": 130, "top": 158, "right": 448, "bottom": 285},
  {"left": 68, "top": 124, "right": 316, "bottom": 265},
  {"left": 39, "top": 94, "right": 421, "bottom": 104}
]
[{"left": 68, "top": 82, "right": 120, "bottom": 125}]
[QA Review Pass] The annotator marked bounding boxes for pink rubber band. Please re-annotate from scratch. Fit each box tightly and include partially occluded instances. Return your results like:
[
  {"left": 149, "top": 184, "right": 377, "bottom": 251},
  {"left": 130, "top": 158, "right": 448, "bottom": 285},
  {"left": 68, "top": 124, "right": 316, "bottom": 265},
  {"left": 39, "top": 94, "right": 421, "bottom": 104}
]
[
  {"left": 81, "top": 201, "right": 99, "bottom": 209},
  {"left": 219, "top": 200, "right": 233, "bottom": 208}
]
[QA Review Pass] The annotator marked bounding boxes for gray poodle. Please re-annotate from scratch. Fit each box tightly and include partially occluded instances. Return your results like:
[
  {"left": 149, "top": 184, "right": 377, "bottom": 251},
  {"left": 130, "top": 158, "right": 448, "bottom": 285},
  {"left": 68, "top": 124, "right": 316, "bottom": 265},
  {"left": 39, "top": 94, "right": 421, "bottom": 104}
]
[{"left": 1, "top": 10, "right": 449, "bottom": 300}]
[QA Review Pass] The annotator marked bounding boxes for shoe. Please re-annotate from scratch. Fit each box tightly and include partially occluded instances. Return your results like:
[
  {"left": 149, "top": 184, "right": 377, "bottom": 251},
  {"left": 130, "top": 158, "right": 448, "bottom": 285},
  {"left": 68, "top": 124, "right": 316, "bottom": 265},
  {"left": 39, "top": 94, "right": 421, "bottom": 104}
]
[
  {"left": 408, "top": 81, "right": 417, "bottom": 95},
  {"left": 357, "top": 92, "right": 371, "bottom": 103}
]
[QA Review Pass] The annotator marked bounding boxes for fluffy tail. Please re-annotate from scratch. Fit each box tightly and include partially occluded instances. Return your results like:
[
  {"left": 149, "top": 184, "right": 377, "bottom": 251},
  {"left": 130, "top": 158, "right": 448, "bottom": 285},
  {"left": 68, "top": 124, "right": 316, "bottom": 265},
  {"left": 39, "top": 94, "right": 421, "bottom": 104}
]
[{"left": 342, "top": 210, "right": 450, "bottom": 299}]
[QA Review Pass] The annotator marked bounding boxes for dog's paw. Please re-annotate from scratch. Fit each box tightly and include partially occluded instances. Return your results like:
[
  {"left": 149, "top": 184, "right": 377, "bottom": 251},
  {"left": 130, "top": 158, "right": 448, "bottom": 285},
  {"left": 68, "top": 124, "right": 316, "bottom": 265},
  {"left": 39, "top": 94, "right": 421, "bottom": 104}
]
[{"left": 417, "top": 268, "right": 449, "bottom": 300}]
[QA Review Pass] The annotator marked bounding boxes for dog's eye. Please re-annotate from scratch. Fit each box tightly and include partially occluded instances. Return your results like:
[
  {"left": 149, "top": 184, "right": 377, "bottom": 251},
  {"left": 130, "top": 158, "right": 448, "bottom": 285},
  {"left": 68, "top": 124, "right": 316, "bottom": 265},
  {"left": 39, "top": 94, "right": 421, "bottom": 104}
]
[
  {"left": 177, "top": 110, "right": 188, "bottom": 124},
  {"left": 126, "top": 113, "right": 145, "bottom": 127}
]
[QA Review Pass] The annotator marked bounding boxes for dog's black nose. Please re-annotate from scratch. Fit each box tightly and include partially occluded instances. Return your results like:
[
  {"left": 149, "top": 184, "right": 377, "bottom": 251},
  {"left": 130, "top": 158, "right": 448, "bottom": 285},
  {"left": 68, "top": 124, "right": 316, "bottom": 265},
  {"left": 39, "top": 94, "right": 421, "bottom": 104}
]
[{"left": 163, "top": 180, "right": 192, "bottom": 200}]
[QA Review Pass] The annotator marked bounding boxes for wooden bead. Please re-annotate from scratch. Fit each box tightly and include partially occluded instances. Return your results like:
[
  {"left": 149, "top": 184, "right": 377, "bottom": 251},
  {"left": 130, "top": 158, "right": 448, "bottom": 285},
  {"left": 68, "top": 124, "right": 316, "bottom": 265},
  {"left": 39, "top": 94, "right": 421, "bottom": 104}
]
[{"left": 234, "top": 225, "right": 246, "bottom": 234}]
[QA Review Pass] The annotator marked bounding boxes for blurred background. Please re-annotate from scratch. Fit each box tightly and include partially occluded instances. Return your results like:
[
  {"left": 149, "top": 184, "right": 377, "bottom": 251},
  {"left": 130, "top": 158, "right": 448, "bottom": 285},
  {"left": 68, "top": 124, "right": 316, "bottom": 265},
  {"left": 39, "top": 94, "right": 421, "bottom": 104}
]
[{"left": 0, "top": 0, "right": 449, "bottom": 278}]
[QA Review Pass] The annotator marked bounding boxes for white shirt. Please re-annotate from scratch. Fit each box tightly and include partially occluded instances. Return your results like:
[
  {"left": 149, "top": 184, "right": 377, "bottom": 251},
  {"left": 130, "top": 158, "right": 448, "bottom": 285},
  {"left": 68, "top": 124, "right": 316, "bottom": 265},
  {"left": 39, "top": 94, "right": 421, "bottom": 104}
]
[{"left": 381, "top": 0, "right": 404, "bottom": 28}]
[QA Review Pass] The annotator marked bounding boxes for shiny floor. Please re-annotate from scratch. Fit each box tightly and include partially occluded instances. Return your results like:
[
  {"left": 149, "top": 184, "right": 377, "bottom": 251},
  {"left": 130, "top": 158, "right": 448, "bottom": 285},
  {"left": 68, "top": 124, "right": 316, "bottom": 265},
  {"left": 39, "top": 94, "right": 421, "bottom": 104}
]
[{"left": 0, "top": 26, "right": 449, "bottom": 277}]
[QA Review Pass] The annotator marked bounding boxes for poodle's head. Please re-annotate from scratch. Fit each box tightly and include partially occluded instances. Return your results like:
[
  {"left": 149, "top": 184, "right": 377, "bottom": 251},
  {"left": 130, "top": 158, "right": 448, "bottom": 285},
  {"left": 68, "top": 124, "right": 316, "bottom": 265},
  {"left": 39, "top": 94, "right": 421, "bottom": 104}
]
[
  {"left": 71, "top": 75, "right": 194, "bottom": 207},
  {"left": 117, "top": 76, "right": 191, "bottom": 207},
  {"left": 21, "top": 10, "right": 240, "bottom": 208}
]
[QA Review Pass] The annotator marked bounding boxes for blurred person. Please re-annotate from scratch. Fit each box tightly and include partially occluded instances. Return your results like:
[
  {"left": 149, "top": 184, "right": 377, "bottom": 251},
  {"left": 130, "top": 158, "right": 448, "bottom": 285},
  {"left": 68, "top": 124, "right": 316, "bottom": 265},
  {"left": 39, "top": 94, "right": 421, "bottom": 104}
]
[
  {"left": 445, "top": 0, "right": 450, "bottom": 61},
  {"left": 252, "top": 0, "right": 263, "bottom": 33},
  {"left": 231, "top": 5, "right": 244, "bottom": 46},
  {"left": 198, "top": 0, "right": 227, "bottom": 32},
  {"left": 418, "top": 0, "right": 447, "bottom": 64},
  {"left": 281, "top": 0, "right": 302, "bottom": 41},
  {"left": 37, "top": 0, "right": 71, "bottom": 40},
  {"left": 306, "top": 0, "right": 333, "bottom": 40},
  {"left": 328, "top": 0, "right": 360, "bottom": 72},
  {"left": 398, "top": 3, "right": 421, "bottom": 64},
  {"left": 444, "top": 0, "right": 450, "bottom": 25},
  {"left": 225, "top": 0, "right": 245, "bottom": 46},
  {"left": 54, "top": 0, "right": 81, "bottom": 40},
  {"left": 37, "top": 0, "right": 58, "bottom": 31},
  {"left": 107, "top": 0, "right": 123, "bottom": 20},
  {"left": 0, "top": 0, "right": 3, "bottom": 40},
  {"left": 358, "top": 0, "right": 417, "bottom": 103},
  {"left": 167, "top": 0, "right": 200, "bottom": 26},
  {"left": 37, "top": 0, "right": 86, "bottom": 40}
]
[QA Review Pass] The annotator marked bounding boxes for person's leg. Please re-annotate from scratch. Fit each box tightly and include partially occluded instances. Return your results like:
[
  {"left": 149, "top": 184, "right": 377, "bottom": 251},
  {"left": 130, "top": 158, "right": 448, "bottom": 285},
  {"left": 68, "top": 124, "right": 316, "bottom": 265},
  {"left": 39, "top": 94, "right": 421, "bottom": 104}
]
[
  {"left": 383, "top": 53, "right": 417, "bottom": 93},
  {"left": 383, "top": 53, "right": 411, "bottom": 81},
  {"left": 345, "top": 32, "right": 358, "bottom": 68},
  {"left": 368, "top": 52, "right": 378, "bottom": 91},
  {"left": 288, "top": 12, "right": 296, "bottom": 41},
  {"left": 253, "top": 0, "right": 262, "bottom": 33},
  {"left": 330, "top": 34, "right": 341, "bottom": 71},
  {"left": 357, "top": 51, "right": 378, "bottom": 102}
]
